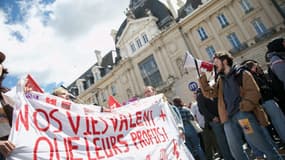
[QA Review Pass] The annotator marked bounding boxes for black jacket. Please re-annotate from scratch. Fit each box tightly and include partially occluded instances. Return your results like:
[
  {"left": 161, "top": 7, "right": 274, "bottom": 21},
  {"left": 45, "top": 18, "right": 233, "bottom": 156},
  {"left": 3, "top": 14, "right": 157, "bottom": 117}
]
[{"left": 196, "top": 91, "right": 219, "bottom": 123}]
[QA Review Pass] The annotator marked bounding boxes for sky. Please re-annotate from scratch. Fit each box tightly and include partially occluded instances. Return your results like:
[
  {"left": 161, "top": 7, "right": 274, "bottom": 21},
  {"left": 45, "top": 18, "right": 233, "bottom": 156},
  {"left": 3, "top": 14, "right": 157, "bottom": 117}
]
[{"left": 0, "top": 0, "right": 180, "bottom": 93}]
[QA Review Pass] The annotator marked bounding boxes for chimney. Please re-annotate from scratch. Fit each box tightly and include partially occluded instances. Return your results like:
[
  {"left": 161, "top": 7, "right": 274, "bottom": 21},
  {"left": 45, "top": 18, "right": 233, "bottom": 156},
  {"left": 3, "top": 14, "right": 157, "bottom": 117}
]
[
  {"left": 177, "top": 0, "right": 185, "bottom": 8},
  {"left": 166, "top": 0, "right": 178, "bottom": 18},
  {"left": 110, "top": 29, "right": 118, "bottom": 42},
  {"left": 94, "top": 50, "right": 102, "bottom": 65}
]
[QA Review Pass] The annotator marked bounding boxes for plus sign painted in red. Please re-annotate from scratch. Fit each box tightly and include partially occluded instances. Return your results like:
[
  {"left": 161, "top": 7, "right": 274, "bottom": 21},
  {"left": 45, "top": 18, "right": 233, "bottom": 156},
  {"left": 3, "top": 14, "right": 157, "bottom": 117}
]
[{"left": 159, "top": 109, "right": 167, "bottom": 121}]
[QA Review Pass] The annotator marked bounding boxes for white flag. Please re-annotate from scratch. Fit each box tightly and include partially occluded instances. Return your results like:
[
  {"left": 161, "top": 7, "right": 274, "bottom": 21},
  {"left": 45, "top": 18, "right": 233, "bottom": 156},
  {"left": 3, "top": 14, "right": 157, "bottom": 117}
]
[{"left": 183, "top": 51, "right": 214, "bottom": 72}]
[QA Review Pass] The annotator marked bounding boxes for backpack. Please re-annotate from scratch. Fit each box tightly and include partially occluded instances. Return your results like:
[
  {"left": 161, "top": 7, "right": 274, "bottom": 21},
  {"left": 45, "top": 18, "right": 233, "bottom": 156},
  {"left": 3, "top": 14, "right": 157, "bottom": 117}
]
[
  {"left": 233, "top": 66, "right": 270, "bottom": 126},
  {"left": 267, "top": 55, "right": 285, "bottom": 107},
  {"left": 239, "top": 60, "right": 277, "bottom": 102},
  {"left": 233, "top": 66, "right": 246, "bottom": 87}
]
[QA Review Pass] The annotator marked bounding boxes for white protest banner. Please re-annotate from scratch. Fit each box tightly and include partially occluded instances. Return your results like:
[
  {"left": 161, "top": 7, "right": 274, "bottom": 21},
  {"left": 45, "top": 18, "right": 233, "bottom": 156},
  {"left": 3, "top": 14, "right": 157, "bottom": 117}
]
[{"left": 7, "top": 82, "right": 193, "bottom": 160}]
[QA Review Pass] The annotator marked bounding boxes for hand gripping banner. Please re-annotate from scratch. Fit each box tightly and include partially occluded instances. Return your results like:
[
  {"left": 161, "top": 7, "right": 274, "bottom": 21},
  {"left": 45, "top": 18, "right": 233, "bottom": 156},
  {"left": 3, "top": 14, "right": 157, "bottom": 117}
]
[{"left": 7, "top": 80, "right": 193, "bottom": 160}]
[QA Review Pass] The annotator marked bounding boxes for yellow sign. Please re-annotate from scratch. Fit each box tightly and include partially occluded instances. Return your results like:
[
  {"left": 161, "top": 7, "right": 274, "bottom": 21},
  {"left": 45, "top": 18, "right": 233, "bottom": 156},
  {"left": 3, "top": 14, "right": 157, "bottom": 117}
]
[{"left": 238, "top": 118, "right": 254, "bottom": 134}]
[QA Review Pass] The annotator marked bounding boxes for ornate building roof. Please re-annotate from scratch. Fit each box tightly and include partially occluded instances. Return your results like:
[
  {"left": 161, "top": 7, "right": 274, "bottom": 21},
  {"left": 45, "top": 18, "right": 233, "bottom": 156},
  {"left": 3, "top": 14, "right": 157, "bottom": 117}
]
[
  {"left": 114, "top": 0, "right": 175, "bottom": 61},
  {"left": 177, "top": 0, "right": 202, "bottom": 19}
]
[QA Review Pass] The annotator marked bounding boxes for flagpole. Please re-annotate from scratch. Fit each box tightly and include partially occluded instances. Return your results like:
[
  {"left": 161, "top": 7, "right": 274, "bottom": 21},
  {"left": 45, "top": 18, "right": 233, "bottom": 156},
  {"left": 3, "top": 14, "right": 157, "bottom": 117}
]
[
  {"left": 179, "top": 26, "right": 201, "bottom": 77},
  {"left": 184, "top": 52, "right": 200, "bottom": 77},
  {"left": 194, "top": 58, "right": 201, "bottom": 77}
]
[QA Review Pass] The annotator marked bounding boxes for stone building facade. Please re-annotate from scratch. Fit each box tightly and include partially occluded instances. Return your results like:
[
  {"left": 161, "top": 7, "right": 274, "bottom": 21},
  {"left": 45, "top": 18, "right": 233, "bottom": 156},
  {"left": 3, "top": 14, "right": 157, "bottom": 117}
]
[{"left": 68, "top": 0, "right": 285, "bottom": 106}]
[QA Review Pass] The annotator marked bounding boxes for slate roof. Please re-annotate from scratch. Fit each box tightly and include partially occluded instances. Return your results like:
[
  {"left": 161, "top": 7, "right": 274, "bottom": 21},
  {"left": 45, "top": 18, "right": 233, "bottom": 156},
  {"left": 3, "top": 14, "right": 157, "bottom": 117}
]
[
  {"left": 67, "top": 51, "right": 116, "bottom": 96},
  {"left": 177, "top": 0, "right": 202, "bottom": 19}
]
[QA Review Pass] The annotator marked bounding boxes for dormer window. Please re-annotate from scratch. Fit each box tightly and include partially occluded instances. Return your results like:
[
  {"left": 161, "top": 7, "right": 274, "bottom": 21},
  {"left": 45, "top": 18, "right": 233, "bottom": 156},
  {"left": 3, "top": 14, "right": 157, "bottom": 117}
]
[
  {"left": 185, "top": 5, "right": 194, "bottom": 14},
  {"left": 95, "top": 72, "right": 101, "bottom": 81},
  {"left": 76, "top": 79, "right": 85, "bottom": 94}
]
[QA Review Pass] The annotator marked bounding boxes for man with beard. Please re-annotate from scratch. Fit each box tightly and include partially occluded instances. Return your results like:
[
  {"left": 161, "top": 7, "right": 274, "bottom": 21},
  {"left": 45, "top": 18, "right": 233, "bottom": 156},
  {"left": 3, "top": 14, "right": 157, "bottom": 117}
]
[{"left": 198, "top": 51, "right": 281, "bottom": 160}]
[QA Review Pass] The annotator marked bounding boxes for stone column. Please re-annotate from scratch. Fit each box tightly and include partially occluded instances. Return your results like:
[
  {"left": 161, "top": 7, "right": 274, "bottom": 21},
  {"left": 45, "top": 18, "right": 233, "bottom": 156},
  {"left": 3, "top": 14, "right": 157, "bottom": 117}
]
[
  {"left": 206, "top": 17, "right": 224, "bottom": 49},
  {"left": 228, "top": 4, "right": 250, "bottom": 40}
]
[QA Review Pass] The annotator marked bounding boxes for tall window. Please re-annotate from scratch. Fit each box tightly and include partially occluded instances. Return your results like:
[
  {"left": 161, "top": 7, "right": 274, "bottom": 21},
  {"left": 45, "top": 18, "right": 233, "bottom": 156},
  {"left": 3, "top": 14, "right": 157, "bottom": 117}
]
[
  {"left": 95, "top": 71, "right": 101, "bottom": 81},
  {"left": 197, "top": 27, "right": 208, "bottom": 41},
  {"left": 130, "top": 42, "right": 136, "bottom": 53},
  {"left": 94, "top": 93, "right": 99, "bottom": 105},
  {"left": 126, "top": 88, "right": 132, "bottom": 99},
  {"left": 111, "top": 84, "right": 116, "bottom": 96},
  {"left": 142, "top": 33, "right": 148, "bottom": 43},
  {"left": 252, "top": 19, "right": 267, "bottom": 36},
  {"left": 217, "top": 13, "right": 229, "bottom": 28},
  {"left": 206, "top": 46, "right": 216, "bottom": 59},
  {"left": 101, "top": 91, "right": 106, "bottom": 102},
  {"left": 240, "top": 0, "right": 253, "bottom": 13},
  {"left": 136, "top": 38, "right": 142, "bottom": 48},
  {"left": 86, "top": 78, "right": 92, "bottom": 89},
  {"left": 227, "top": 33, "right": 241, "bottom": 49},
  {"left": 139, "top": 55, "right": 162, "bottom": 87}
]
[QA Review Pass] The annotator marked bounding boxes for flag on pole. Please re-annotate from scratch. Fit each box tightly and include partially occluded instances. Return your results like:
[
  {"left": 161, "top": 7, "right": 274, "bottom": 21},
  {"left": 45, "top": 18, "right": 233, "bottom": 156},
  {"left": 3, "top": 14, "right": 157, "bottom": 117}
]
[
  {"left": 183, "top": 51, "right": 214, "bottom": 72},
  {"left": 25, "top": 74, "right": 44, "bottom": 93},
  {"left": 108, "top": 95, "right": 121, "bottom": 110}
]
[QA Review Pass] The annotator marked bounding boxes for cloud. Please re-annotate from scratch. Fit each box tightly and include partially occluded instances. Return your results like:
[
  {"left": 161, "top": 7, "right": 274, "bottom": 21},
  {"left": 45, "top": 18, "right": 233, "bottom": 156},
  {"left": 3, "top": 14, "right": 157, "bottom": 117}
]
[
  {"left": 49, "top": 0, "right": 129, "bottom": 39},
  {"left": 0, "top": 0, "right": 129, "bottom": 90}
]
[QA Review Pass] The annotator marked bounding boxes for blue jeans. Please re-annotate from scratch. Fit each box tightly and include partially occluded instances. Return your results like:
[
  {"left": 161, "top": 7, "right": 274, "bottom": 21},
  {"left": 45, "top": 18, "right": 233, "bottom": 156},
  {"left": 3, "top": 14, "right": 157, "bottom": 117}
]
[
  {"left": 249, "top": 126, "right": 277, "bottom": 158},
  {"left": 223, "top": 111, "right": 281, "bottom": 160},
  {"left": 262, "top": 99, "right": 285, "bottom": 143},
  {"left": 184, "top": 123, "right": 206, "bottom": 160},
  {"left": 209, "top": 121, "right": 234, "bottom": 160}
]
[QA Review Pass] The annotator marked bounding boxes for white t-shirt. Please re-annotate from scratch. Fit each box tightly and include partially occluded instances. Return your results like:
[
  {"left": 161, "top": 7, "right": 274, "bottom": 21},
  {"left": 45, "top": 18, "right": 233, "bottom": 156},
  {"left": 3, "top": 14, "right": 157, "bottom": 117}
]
[{"left": 190, "top": 102, "right": 205, "bottom": 128}]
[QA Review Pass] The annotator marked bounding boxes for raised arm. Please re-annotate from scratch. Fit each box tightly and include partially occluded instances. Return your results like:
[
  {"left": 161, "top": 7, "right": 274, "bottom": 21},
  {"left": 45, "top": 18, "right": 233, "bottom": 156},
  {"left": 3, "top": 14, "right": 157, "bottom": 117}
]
[{"left": 198, "top": 73, "right": 218, "bottom": 99}]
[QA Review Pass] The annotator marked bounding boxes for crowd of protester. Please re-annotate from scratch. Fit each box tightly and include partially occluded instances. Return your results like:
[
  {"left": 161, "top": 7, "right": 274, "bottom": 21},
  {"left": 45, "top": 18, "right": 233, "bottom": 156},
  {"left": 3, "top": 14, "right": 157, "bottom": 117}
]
[
  {"left": 0, "top": 37, "right": 285, "bottom": 159},
  {"left": 171, "top": 37, "right": 285, "bottom": 159}
]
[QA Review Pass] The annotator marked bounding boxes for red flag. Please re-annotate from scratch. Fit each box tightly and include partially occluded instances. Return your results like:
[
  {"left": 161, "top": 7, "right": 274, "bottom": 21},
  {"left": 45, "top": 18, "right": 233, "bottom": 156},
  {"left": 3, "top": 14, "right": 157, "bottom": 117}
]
[
  {"left": 25, "top": 74, "right": 44, "bottom": 93},
  {"left": 183, "top": 52, "right": 214, "bottom": 72},
  {"left": 108, "top": 96, "right": 121, "bottom": 110}
]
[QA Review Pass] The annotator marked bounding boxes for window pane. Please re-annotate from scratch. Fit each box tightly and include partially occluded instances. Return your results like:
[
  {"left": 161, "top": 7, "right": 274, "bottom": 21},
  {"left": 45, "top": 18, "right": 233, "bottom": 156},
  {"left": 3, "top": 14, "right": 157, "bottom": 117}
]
[
  {"left": 197, "top": 27, "right": 208, "bottom": 41},
  {"left": 139, "top": 55, "right": 162, "bottom": 87},
  {"left": 136, "top": 38, "right": 142, "bottom": 48},
  {"left": 130, "top": 42, "right": 136, "bottom": 52},
  {"left": 227, "top": 33, "right": 241, "bottom": 48},
  {"left": 142, "top": 33, "right": 148, "bottom": 43},
  {"left": 252, "top": 19, "right": 267, "bottom": 35},
  {"left": 206, "top": 46, "right": 215, "bottom": 59},
  {"left": 241, "top": 0, "right": 253, "bottom": 13},
  {"left": 217, "top": 14, "right": 229, "bottom": 28}
]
